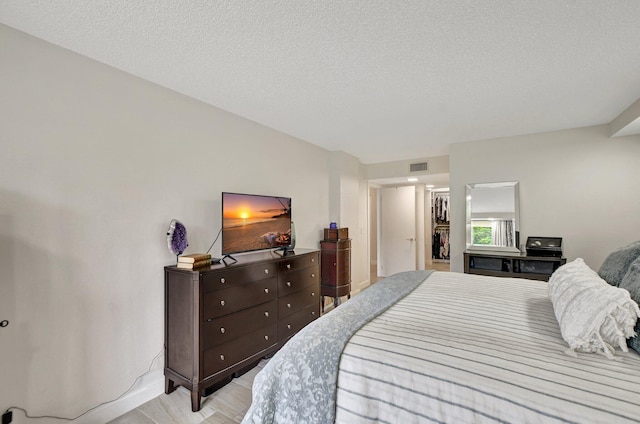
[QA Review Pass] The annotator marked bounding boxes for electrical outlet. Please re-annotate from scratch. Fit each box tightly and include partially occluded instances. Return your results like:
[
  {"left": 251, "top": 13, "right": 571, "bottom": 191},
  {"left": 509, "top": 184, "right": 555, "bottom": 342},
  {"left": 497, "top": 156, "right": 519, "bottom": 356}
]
[{"left": 2, "top": 411, "right": 12, "bottom": 424}]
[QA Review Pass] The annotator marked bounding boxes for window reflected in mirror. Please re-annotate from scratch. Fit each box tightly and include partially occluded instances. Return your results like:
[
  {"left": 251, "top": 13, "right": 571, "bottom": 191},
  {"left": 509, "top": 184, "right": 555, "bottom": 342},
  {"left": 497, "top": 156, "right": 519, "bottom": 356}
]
[
  {"left": 466, "top": 182, "right": 520, "bottom": 253},
  {"left": 472, "top": 220, "right": 492, "bottom": 245}
]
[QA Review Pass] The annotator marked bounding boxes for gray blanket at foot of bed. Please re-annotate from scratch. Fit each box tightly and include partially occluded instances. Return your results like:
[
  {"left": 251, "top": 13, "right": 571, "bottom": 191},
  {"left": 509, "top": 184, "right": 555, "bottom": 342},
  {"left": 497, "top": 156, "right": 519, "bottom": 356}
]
[{"left": 242, "top": 270, "right": 434, "bottom": 424}]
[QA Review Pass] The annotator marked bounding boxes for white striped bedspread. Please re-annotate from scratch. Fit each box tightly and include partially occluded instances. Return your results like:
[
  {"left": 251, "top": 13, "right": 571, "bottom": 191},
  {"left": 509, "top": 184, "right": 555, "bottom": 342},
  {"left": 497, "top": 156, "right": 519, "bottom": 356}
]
[{"left": 335, "top": 271, "right": 640, "bottom": 424}]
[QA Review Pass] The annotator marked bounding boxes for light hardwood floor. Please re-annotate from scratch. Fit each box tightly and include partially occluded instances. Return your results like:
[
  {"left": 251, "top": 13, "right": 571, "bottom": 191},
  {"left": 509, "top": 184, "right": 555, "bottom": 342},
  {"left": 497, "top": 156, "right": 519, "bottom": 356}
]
[
  {"left": 426, "top": 261, "right": 450, "bottom": 272},
  {"left": 108, "top": 360, "right": 266, "bottom": 424}
]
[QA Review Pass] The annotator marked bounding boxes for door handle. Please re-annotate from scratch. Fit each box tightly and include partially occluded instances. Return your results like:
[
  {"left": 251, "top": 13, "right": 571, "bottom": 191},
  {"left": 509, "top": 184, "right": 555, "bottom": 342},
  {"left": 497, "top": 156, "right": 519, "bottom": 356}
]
[{"left": 406, "top": 238, "right": 415, "bottom": 241}]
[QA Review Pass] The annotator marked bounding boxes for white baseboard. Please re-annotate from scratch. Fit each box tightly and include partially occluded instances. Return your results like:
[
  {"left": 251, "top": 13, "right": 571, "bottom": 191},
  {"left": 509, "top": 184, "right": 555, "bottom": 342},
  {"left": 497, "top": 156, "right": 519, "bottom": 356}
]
[
  {"left": 344, "top": 281, "right": 370, "bottom": 299},
  {"left": 353, "top": 279, "right": 370, "bottom": 295},
  {"left": 322, "top": 279, "right": 371, "bottom": 315},
  {"left": 73, "top": 370, "right": 164, "bottom": 423}
]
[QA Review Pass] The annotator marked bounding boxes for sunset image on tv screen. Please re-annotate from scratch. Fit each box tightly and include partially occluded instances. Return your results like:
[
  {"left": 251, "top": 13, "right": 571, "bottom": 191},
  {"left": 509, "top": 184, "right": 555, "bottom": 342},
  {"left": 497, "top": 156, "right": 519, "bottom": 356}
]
[{"left": 222, "top": 193, "right": 291, "bottom": 254}]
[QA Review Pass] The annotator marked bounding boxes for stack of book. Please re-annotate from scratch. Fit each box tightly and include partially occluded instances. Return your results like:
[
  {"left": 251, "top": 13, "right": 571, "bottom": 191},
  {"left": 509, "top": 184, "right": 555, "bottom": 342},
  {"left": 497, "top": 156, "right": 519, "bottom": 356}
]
[{"left": 177, "top": 253, "right": 212, "bottom": 269}]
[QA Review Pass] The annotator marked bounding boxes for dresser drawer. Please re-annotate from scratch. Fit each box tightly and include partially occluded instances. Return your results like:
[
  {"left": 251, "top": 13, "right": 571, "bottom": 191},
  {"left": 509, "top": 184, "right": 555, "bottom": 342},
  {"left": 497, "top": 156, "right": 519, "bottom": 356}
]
[
  {"left": 203, "top": 263, "right": 277, "bottom": 293},
  {"left": 278, "top": 283, "right": 319, "bottom": 319},
  {"left": 277, "top": 266, "right": 319, "bottom": 296},
  {"left": 203, "top": 278, "right": 277, "bottom": 321},
  {"left": 202, "top": 300, "right": 277, "bottom": 350},
  {"left": 203, "top": 326, "right": 277, "bottom": 378},
  {"left": 278, "top": 304, "right": 320, "bottom": 342},
  {"left": 279, "top": 252, "right": 319, "bottom": 273}
]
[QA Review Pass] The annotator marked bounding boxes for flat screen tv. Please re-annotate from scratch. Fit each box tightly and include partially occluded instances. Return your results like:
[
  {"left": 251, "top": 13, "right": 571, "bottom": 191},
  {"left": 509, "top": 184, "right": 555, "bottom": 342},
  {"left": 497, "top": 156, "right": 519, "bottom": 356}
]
[{"left": 221, "top": 192, "right": 292, "bottom": 257}]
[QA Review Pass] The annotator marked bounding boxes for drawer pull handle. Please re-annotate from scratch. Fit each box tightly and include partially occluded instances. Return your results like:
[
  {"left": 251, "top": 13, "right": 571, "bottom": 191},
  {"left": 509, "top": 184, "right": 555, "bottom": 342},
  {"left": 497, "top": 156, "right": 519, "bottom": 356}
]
[
  {"left": 286, "top": 264, "right": 291, "bottom": 269},
  {"left": 264, "top": 311, "right": 269, "bottom": 317},
  {"left": 220, "top": 278, "right": 226, "bottom": 284},
  {"left": 207, "top": 318, "right": 212, "bottom": 322},
  {"left": 287, "top": 324, "right": 291, "bottom": 329},
  {"left": 264, "top": 288, "right": 269, "bottom": 294},
  {"left": 333, "top": 263, "right": 337, "bottom": 266},
  {"left": 264, "top": 269, "right": 269, "bottom": 274},
  {"left": 312, "top": 311, "right": 316, "bottom": 316},
  {"left": 311, "top": 258, "right": 316, "bottom": 262},
  {"left": 311, "top": 273, "right": 315, "bottom": 278},
  {"left": 287, "top": 303, "right": 291, "bottom": 308},
  {"left": 264, "top": 335, "right": 269, "bottom": 341},
  {"left": 311, "top": 292, "right": 315, "bottom": 296},
  {"left": 220, "top": 355, "right": 225, "bottom": 361},
  {"left": 220, "top": 300, "right": 226, "bottom": 306},
  {"left": 286, "top": 281, "right": 292, "bottom": 287},
  {"left": 220, "top": 327, "right": 225, "bottom": 333}
]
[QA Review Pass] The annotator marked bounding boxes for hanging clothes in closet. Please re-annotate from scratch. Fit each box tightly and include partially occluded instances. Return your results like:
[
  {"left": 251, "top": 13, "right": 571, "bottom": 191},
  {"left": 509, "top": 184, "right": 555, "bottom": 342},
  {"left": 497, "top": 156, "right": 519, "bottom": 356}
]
[
  {"left": 432, "top": 192, "right": 450, "bottom": 260},
  {"left": 433, "top": 193, "right": 450, "bottom": 224},
  {"left": 432, "top": 228, "right": 450, "bottom": 260}
]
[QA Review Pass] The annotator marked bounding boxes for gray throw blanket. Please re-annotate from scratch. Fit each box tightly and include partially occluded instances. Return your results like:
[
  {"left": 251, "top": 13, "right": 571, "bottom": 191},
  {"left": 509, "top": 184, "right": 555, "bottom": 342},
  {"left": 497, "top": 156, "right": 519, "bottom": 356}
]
[{"left": 242, "top": 270, "right": 433, "bottom": 424}]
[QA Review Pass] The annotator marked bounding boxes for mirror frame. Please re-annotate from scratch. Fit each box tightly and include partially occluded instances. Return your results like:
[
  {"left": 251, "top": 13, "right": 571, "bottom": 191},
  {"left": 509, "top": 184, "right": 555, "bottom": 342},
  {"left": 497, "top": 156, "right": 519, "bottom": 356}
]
[{"left": 465, "top": 181, "right": 520, "bottom": 253}]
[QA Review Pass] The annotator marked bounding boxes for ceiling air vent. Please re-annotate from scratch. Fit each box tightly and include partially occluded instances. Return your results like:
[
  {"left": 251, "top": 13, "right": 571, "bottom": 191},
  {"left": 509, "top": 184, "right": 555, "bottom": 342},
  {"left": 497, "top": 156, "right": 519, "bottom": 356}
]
[{"left": 409, "top": 162, "right": 428, "bottom": 172}]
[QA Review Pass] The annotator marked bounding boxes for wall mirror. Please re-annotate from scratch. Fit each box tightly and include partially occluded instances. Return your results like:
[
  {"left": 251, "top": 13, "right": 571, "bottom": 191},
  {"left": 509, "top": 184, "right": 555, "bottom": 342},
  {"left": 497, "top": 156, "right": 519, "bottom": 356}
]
[{"left": 466, "top": 181, "right": 520, "bottom": 253}]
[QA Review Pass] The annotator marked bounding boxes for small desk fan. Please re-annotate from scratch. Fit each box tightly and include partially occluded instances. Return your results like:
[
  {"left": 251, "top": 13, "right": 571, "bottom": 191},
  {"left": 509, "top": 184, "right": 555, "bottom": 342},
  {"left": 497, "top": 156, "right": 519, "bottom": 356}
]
[{"left": 167, "top": 219, "right": 188, "bottom": 261}]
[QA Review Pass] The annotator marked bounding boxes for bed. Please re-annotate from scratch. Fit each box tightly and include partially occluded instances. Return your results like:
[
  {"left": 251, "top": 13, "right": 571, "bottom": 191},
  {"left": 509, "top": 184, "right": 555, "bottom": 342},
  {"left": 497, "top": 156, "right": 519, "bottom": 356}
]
[{"left": 241, "top": 269, "right": 640, "bottom": 424}]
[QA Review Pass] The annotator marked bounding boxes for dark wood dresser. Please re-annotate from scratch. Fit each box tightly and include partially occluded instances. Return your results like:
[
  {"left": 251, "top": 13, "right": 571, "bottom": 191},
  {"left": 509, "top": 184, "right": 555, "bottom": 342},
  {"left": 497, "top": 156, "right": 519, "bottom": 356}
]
[
  {"left": 320, "top": 229, "right": 351, "bottom": 310},
  {"left": 164, "top": 249, "right": 320, "bottom": 411}
]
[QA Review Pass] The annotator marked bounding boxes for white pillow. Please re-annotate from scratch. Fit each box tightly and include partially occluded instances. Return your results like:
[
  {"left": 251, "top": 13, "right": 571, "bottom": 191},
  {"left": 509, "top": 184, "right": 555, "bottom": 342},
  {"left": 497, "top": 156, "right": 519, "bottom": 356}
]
[{"left": 548, "top": 258, "right": 640, "bottom": 358}]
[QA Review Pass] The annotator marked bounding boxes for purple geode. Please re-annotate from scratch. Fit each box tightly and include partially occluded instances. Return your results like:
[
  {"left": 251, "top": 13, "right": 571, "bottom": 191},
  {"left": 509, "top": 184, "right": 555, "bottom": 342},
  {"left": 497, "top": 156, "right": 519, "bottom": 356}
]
[{"left": 167, "top": 219, "right": 188, "bottom": 256}]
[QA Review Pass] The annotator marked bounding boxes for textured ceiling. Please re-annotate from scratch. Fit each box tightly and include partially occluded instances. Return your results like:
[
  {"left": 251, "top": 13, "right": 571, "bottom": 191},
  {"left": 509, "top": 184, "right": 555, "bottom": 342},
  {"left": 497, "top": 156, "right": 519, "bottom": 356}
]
[{"left": 2, "top": 1, "right": 640, "bottom": 163}]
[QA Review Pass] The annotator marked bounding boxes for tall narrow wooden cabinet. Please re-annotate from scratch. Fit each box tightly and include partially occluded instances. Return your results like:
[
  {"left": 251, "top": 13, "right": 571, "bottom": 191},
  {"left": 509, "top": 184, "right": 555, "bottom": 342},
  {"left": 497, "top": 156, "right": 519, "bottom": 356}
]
[
  {"left": 164, "top": 249, "right": 319, "bottom": 412},
  {"left": 320, "top": 229, "right": 351, "bottom": 310}
]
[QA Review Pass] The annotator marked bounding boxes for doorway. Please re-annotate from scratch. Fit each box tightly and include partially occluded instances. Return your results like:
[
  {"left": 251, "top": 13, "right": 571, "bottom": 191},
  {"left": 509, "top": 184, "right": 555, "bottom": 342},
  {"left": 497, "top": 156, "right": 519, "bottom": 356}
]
[
  {"left": 379, "top": 186, "right": 417, "bottom": 277},
  {"left": 368, "top": 174, "right": 450, "bottom": 283},
  {"left": 369, "top": 187, "right": 379, "bottom": 283}
]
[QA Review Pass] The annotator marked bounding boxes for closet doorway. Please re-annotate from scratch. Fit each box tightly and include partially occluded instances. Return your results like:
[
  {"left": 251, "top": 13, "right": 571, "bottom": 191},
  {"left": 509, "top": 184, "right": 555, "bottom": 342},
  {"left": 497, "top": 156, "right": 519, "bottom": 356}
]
[
  {"left": 368, "top": 173, "right": 450, "bottom": 284},
  {"left": 429, "top": 189, "right": 451, "bottom": 271}
]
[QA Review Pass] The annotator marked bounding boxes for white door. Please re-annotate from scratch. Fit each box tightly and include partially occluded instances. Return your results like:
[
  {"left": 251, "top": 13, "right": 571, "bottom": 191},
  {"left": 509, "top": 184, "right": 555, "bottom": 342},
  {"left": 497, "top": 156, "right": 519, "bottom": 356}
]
[{"left": 379, "top": 186, "right": 416, "bottom": 277}]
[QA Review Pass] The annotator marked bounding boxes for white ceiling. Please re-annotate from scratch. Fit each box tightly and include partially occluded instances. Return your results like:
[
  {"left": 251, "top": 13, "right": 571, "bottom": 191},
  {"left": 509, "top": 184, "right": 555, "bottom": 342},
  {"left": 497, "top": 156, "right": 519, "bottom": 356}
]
[{"left": 2, "top": 1, "right": 640, "bottom": 164}]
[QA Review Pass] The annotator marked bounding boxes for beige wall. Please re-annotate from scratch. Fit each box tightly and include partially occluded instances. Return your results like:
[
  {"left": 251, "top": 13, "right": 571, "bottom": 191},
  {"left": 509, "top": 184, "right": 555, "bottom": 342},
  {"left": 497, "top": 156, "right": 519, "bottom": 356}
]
[
  {"left": 316, "top": 150, "right": 372, "bottom": 308},
  {"left": 0, "top": 24, "right": 336, "bottom": 421},
  {"left": 449, "top": 126, "right": 640, "bottom": 272},
  {"left": 328, "top": 151, "right": 369, "bottom": 291}
]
